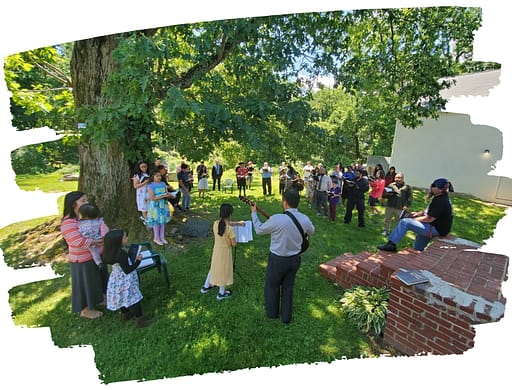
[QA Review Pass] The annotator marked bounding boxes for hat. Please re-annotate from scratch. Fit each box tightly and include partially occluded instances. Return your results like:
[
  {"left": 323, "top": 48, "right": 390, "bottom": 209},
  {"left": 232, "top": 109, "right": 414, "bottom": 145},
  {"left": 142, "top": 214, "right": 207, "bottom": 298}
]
[{"left": 431, "top": 178, "right": 449, "bottom": 190}]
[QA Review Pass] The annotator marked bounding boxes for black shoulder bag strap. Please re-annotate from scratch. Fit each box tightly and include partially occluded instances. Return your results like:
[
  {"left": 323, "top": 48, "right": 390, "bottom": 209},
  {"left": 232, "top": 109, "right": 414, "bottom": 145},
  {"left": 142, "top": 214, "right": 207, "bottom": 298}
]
[{"left": 284, "top": 211, "right": 309, "bottom": 254}]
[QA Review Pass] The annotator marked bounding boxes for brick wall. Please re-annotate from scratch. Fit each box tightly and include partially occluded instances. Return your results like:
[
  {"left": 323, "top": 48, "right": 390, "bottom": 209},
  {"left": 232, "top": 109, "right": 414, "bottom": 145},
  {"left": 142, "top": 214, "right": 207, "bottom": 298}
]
[
  {"left": 318, "top": 237, "right": 508, "bottom": 356},
  {"left": 384, "top": 275, "right": 476, "bottom": 355}
]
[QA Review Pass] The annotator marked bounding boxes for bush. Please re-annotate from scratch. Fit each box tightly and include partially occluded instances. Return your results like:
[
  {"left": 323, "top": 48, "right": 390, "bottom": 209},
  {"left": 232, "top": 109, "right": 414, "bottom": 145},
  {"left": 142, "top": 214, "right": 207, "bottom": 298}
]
[
  {"left": 339, "top": 286, "right": 389, "bottom": 336},
  {"left": 11, "top": 145, "right": 50, "bottom": 174}
]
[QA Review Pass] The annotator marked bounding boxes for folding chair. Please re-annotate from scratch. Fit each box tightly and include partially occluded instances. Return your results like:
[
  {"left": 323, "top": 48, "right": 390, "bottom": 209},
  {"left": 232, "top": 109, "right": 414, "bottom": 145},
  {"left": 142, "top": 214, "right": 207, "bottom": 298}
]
[{"left": 222, "top": 178, "right": 234, "bottom": 193}]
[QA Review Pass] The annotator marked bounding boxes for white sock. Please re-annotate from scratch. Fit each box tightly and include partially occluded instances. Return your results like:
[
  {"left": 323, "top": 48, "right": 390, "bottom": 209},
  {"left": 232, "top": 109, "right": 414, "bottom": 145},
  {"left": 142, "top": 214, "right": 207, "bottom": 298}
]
[{"left": 203, "top": 272, "right": 211, "bottom": 288}]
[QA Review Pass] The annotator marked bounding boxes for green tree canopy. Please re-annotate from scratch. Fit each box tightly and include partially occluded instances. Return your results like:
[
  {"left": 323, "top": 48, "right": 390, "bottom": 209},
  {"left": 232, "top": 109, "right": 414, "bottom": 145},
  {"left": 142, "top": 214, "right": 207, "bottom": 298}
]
[{"left": 5, "top": 6, "right": 494, "bottom": 226}]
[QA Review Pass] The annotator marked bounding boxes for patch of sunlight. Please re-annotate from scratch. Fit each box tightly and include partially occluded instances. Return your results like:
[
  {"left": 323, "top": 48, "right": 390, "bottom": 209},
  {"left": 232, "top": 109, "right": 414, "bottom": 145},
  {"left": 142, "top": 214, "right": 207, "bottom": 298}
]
[
  {"left": 307, "top": 298, "right": 341, "bottom": 319},
  {"left": 176, "top": 305, "right": 204, "bottom": 321},
  {"left": 309, "top": 304, "right": 325, "bottom": 319},
  {"left": 13, "top": 283, "right": 70, "bottom": 326},
  {"left": 191, "top": 333, "right": 228, "bottom": 358},
  {"left": 325, "top": 303, "right": 342, "bottom": 316},
  {"left": 319, "top": 337, "right": 339, "bottom": 356}
]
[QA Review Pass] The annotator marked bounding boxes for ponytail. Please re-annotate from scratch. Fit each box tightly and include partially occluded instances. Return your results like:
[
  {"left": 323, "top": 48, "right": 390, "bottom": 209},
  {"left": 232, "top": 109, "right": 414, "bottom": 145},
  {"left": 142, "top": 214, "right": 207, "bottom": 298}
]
[{"left": 217, "top": 203, "right": 234, "bottom": 237}]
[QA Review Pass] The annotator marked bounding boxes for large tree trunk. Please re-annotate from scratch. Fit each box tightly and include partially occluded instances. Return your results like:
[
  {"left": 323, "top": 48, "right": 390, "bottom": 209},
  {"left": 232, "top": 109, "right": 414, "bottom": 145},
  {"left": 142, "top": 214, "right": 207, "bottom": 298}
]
[{"left": 71, "top": 35, "right": 138, "bottom": 231}]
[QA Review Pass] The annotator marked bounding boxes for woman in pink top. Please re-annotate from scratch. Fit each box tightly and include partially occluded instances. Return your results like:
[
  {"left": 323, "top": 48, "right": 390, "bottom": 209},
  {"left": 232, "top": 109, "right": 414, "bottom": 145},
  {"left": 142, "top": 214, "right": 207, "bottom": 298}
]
[
  {"left": 368, "top": 170, "right": 386, "bottom": 215},
  {"left": 61, "top": 191, "right": 109, "bottom": 319}
]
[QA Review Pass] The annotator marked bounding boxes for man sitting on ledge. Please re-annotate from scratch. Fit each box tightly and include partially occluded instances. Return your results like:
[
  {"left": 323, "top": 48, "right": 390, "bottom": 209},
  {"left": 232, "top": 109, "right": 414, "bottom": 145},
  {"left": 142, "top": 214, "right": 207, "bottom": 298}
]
[{"left": 377, "top": 178, "right": 454, "bottom": 252}]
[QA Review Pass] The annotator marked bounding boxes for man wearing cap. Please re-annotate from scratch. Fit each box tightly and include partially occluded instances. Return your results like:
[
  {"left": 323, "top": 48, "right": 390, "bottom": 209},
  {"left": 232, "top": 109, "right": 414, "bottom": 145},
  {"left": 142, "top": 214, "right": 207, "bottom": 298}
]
[{"left": 377, "top": 178, "right": 454, "bottom": 252}]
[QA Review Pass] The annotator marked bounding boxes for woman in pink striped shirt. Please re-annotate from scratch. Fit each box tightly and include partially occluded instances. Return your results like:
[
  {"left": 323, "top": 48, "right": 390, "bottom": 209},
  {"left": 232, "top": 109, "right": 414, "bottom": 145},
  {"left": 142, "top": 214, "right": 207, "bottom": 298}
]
[{"left": 61, "top": 191, "right": 109, "bottom": 319}]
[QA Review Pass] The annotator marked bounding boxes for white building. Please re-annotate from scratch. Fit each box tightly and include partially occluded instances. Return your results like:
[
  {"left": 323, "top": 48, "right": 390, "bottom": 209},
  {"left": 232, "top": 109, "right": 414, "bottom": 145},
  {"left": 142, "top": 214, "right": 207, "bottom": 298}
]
[{"left": 389, "top": 69, "right": 512, "bottom": 205}]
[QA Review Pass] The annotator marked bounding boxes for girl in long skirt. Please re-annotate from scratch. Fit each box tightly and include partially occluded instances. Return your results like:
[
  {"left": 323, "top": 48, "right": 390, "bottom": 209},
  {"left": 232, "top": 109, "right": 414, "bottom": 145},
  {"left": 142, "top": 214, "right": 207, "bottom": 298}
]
[{"left": 201, "top": 204, "right": 245, "bottom": 300}]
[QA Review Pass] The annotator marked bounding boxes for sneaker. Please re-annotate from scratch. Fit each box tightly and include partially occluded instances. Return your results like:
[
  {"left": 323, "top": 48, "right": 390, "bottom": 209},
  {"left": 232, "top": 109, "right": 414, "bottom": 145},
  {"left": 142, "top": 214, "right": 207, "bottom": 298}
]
[
  {"left": 161, "top": 239, "right": 168, "bottom": 244},
  {"left": 216, "top": 290, "right": 232, "bottom": 301},
  {"left": 200, "top": 285, "right": 214, "bottom": 294},
  {"left": 377, "top": 241, "right": 397, "bottom": 252},
  {"left": 381, "top": 231, "right": 389, "bottom": 236},
  {"left": 153, "top": 239, "right": 163, "bottom": 246}
]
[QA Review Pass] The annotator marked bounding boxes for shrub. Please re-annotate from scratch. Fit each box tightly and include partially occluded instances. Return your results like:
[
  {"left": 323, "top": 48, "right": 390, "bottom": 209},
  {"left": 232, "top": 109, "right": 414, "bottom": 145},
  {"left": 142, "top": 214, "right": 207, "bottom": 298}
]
[
  {"left": 339, "top": 286, "right": 389, "bottom": 336},
  {"left": 11, "top": 145, "right": 50, "bottom": 174}
]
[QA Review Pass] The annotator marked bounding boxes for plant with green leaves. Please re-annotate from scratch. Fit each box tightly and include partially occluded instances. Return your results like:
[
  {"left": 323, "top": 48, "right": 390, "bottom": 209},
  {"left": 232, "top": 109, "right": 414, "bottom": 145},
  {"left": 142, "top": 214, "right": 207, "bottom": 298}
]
[
  {"left": 339, "top": 285, "right": 390, "bottom": 336},
  {"left": 5, "top": 7, "right": 493, "bottom": 232}
]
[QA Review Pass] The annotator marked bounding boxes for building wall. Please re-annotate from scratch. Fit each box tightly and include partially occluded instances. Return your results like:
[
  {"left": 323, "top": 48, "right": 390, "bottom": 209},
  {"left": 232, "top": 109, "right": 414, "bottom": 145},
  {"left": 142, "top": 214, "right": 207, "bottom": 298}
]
[{"left": 390, "top": 112, "right": 512, "bottom": 205}]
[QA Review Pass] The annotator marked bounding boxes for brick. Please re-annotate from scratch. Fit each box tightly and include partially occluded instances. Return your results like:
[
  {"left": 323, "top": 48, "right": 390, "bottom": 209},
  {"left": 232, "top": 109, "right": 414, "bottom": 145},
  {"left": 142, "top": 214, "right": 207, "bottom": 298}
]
[
  {"left": 420, "top": 302, "right": 446, "bottom": 317},
  {"left": 449, "top": 338, "right": 472, "bottom": 354},
  {"left": 475, "top": 311, "right": 492, "bottom": 322},
  {"left": 393, "top": 317, "right": 413, "bottom": 335},
  {"left": 425, "top": 340, "right": 452, "bottom": 355},
  {"left": 442, "top": 297, "right": 458, "bottom": 307},
  {"left": 386, "top": 304, "right": 402, "bottom": 317},
  {"left": 391, "top": 287, "right": 417, "bottom": 303},
  {"left": 450, "top": 316, "right": 473, "bottom": 331},
  {"left": 414, "top": 324, "right": 438, "bottom": 339},
  {"left": 400, "top": 299, "right": 426, "bottom": 316},
  {"left": 419, "top": 316, "right": 440, "bottom": 331},
  {"left": 425, "top": 314, "right": 453, "bottom": 333},
  {"left": 432, "top": 341, "right": 459, "bottom": 355},
  {"left": 393, "top": 334, "right": 421, "bottom": 355},
  {"left": 459, "top": 301, "right": 476, "bottom": 315}
]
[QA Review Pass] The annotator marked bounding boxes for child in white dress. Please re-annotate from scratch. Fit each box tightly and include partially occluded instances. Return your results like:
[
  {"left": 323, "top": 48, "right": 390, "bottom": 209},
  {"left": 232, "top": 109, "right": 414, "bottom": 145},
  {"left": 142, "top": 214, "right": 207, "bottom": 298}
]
[{"left": 132, "top": 160, "right": 150, "bottom": 223}]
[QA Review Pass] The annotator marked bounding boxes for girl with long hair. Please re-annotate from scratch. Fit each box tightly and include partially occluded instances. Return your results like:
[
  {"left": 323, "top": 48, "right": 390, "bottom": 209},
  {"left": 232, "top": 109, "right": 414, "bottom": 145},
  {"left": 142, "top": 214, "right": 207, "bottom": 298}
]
[
  {"left": 60, "top": 191, "right": 107, "bottom": 319},
  {"left": 200, "top": 204, "right": 245, "bottom": 300},
  {"left": 103, "top": 229, "right": 152, "bottom": 328}
]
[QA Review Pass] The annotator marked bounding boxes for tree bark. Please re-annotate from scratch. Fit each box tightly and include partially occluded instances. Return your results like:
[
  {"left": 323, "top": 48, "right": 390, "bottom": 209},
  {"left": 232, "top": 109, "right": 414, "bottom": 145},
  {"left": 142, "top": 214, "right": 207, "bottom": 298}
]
[{"left": 71, "top": 35, "right": 138, "bottom": 230}]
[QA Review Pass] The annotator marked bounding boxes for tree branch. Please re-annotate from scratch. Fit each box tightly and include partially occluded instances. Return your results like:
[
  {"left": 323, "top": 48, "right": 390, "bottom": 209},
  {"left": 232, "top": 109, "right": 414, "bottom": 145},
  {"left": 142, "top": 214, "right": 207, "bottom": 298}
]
[
  {"left": 176, "top": 33, "right": 236, "bottom": 90},
  {"left": 32, "top": 60, "right": 72, "bottom": 87}
]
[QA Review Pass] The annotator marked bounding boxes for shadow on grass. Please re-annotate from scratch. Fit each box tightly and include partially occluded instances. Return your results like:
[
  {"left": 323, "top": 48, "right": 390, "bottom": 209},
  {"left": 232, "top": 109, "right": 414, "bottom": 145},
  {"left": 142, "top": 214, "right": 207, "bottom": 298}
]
[{"left": 4, "top": 187, "right": 507, "bottom": 383}]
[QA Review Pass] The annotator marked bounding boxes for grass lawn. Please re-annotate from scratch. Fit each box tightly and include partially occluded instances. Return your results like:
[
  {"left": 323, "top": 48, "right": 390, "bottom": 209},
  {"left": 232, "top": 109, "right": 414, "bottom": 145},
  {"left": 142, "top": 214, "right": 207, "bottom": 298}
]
[
  {"left": 15, "top": 169, "right": 79, "bottom": 193},
  {"left": 1, "top": 173, "right": 507, "bottom": 383}
]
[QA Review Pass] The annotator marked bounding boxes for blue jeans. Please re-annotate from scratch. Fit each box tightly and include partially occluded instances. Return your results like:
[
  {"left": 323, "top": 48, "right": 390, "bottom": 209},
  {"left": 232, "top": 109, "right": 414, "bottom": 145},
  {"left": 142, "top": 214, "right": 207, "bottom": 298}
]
[
  {"left": 181, "top": 191, "right": 191, "bottom": 209},
  {"left": 389, "top": 218, "right": 439, "bottom": 251}
]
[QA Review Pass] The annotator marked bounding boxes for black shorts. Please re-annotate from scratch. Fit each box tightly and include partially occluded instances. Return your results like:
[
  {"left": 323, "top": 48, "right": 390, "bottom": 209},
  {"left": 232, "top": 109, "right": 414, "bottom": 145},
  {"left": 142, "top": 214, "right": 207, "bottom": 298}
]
[{"left": 368, "top": 196, "right": 380, "bottom": 207}]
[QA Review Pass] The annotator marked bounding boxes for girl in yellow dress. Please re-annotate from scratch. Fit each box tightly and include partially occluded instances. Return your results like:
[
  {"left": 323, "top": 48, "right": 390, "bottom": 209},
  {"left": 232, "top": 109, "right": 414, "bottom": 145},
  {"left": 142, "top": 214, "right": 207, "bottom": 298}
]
[{"left": 201, "top": 203, "right": 245, "bottom": 300}]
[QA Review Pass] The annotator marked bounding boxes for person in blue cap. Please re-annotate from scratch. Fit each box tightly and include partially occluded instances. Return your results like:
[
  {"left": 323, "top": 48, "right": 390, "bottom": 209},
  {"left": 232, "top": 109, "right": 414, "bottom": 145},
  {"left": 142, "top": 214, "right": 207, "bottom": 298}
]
[{"left": 377, "top": 178, "right": 454, "bottom": 252}]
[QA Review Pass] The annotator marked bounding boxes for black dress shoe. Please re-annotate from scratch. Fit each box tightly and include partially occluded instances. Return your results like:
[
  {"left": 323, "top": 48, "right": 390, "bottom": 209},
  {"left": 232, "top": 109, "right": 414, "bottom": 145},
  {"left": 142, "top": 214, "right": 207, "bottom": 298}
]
[{"left": 377, "top": 241, "right": 397, "bottom": 252}]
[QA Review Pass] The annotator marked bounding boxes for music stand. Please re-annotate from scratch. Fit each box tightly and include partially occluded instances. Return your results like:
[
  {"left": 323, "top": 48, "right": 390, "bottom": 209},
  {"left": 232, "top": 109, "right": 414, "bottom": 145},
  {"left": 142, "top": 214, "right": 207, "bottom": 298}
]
[{"left": 233, "top": 220, "right": 253, "bottom": 281}]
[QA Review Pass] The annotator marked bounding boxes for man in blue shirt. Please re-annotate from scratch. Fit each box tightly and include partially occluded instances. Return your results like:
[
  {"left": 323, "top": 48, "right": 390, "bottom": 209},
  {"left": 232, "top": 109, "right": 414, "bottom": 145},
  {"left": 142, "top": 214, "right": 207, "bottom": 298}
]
[{"left": 251, "top": 189, "right": 315, "bottom": 324}]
